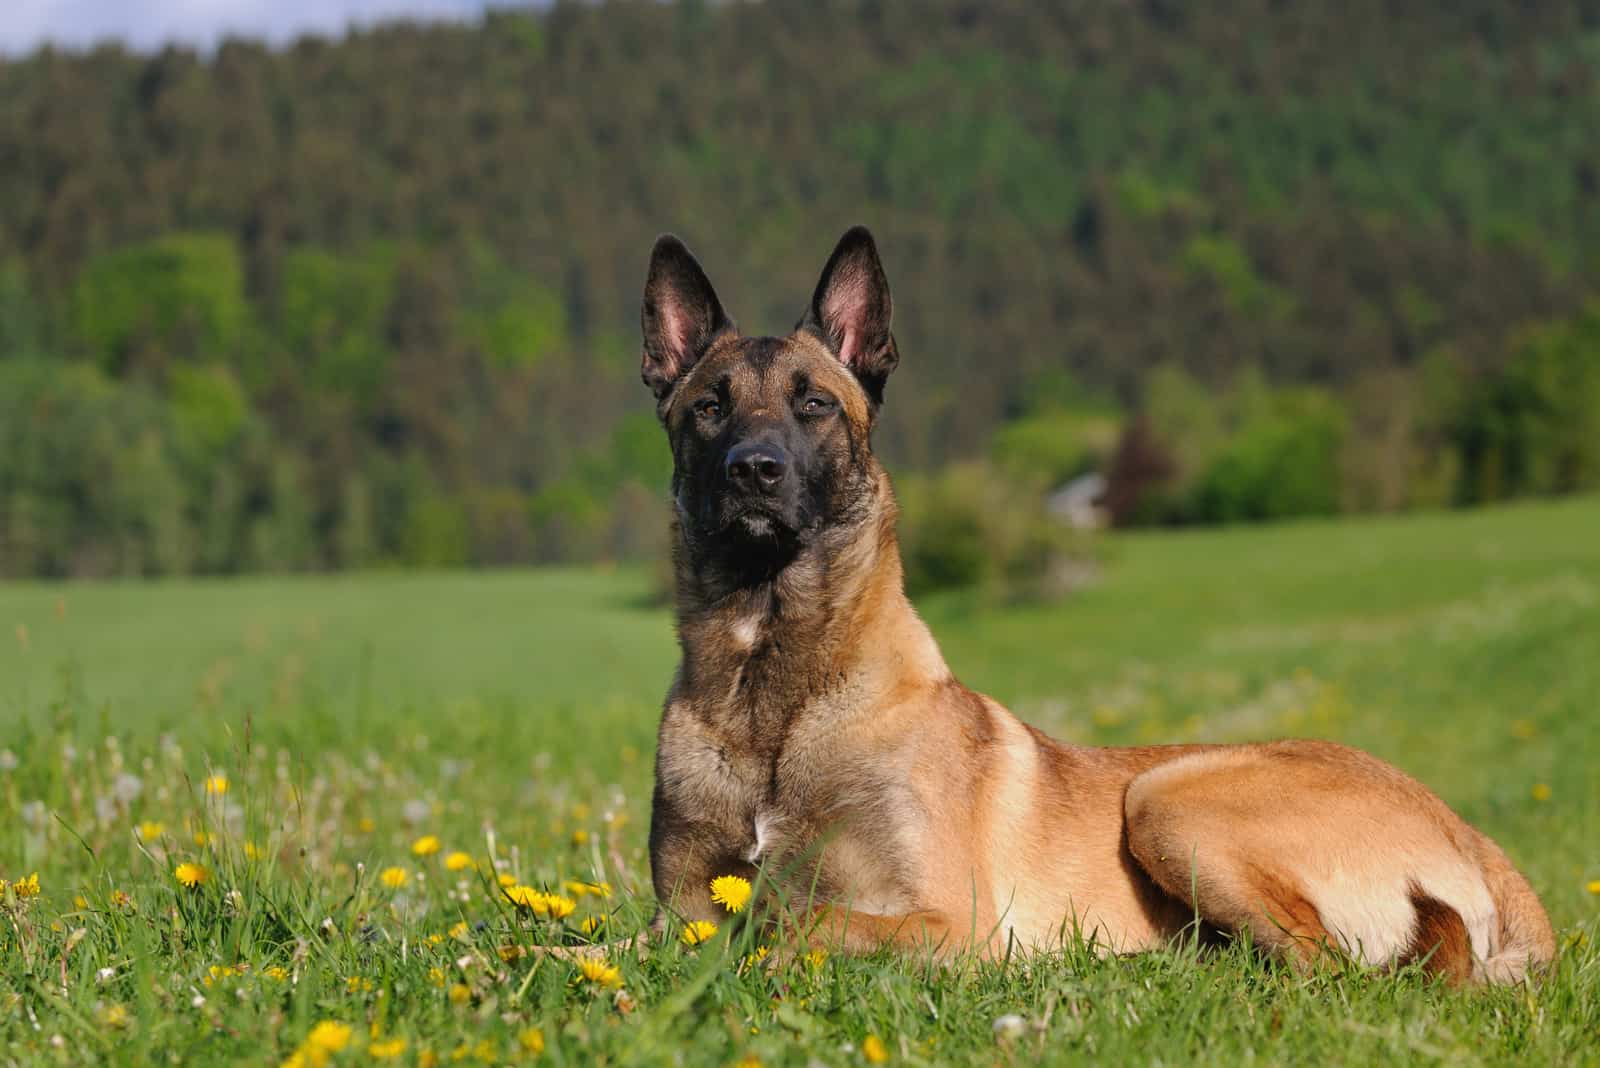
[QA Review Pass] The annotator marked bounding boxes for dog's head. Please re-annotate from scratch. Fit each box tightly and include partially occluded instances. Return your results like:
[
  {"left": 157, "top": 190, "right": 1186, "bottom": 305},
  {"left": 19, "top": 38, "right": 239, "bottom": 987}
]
[{"left": 640, "top": 226, "right": 899, "bottom": 570}]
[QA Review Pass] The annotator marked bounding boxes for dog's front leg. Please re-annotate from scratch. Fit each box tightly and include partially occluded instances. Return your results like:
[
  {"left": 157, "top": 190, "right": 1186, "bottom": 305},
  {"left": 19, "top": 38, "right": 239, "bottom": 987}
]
[
  {"left": 649, "top": 785, "right": 757, "bottom": 929},
  {"left": 787, "top": 904, "right": 965, "bottom": 957}
]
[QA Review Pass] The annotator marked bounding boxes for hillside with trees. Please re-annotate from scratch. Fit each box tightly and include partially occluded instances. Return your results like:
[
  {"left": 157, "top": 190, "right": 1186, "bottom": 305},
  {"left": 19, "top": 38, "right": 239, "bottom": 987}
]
[{"left": 2, "top": 0, "right": 1598, "bottom": 579}]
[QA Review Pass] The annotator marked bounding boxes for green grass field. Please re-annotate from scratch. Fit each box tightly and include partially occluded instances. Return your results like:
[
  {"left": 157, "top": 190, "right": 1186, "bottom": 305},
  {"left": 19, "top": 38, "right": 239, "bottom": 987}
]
[{"left": 2, "top": 498, "right": 1598, "bottom": 1066}]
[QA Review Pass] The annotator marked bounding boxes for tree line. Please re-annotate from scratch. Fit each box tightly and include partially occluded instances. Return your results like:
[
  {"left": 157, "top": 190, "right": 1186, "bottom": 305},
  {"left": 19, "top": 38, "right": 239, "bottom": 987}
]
[{"left": 1, "top": 0, "right": 1597, "bottom": 579}]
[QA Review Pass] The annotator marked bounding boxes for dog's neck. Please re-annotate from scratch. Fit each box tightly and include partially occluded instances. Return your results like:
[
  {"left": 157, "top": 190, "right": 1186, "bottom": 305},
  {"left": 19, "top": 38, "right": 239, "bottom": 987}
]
[{"left": 669, "top": 474, "right": 947, "bottom": 735}]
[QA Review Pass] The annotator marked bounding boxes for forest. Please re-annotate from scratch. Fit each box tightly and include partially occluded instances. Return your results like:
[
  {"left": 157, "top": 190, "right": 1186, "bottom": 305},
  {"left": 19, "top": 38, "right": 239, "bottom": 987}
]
[{"left": 2, "top": 0, "right": 1598, "bottom": 579}]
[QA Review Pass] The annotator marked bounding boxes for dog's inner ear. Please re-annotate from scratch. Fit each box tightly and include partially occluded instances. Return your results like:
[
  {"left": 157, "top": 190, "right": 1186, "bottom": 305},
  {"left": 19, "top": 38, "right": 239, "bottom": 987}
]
[
  {"left": 641, "top": 235, "right": 733, "bottom": 401},
  {"left": 800, "top": 225, "right": 899, "bottom": 403}
]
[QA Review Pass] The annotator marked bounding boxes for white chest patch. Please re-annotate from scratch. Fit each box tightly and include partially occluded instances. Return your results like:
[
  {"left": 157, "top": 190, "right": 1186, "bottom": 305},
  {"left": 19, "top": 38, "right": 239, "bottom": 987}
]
[
  {"left": 745, "top": 810, "right": 777, "bottom": 863},
  {"left": 730, "top": 616, "right": 762, "bottom": 649}
]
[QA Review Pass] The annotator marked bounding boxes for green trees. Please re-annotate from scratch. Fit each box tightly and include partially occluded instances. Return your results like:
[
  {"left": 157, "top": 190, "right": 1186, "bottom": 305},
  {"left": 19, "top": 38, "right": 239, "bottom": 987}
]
[
  {"left": 0, "top": 1, "right": 1597, "bottom": 576},
  {"left": 1452, "top": 302, "right": 1600, "bottom": 503}
]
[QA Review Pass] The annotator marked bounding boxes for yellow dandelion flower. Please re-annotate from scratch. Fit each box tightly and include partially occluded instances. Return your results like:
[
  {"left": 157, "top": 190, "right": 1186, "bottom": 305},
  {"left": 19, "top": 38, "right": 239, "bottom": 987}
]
[
  {"left": 861, "top": 1034, "right": 889, "bottom": 1064},
  {"left": 444, "top": 851, "right": 473, "bottom": 872},
  {"left": 497, "top": 944, "right": 525, "bottom": 963},
  {"left": 100, "top": 1003, "right": 131, "bottom": 1029},
  {"left": 73, "top": 894, "right": 88, "bottom": 909},
  {"left": 580, "top": 915, "right": 606, "bottom": 936},
  {"left": 10, "top": 872, "right": 41, "bottom": 898},
  {"left": 805, "top": 948, "right": 829, "bottom": 969},
  {"left": 744, "top": 946, "right": 770, "bottom": 968},
  {"left": 345, "top": 975, "right": 373, "bottom": 993},
  {"left": 379, "top": 866, "right": 408, "bottom": 889},
  {"left": 204, "top": 774, "right": 228, "bottom": 796},
  {"left": 137, "top": 821, "right": 166, "bottom": 841},
  {"left": 680, "top": 920, "right": 718, "bottom": 946},
  {"left": 193, "top": 830, "right": 213, "bottom": 847},
  {"left": 496, "top": 872, "right": 517, "bottom": 888},
  {"left": 546, "top": 894, "right": 577, "bottom": 919},
  {"left": 411, "top": 835, "right": 441, "bottom": 857},
  {"left": 1586, "top": 879, "right": 1600, "bottom": 894},
  {"left": 417, "top": 1052, "right": 439, "bottom": 1068},
  {"left": 710, "top": 874, "right": 752, "bottom": 914},
  {"left": 576, "top": 957, "right": 622, "bottom": 988},
  {"left": 265, "top": 966, "right": 290, "bottom": 981},
  {"left": 369, "top": 1037, "right": 408, "bottom": 1059},
  {"left": 563, "top": 879, "right": 591, "bottom": 897},
  {"left": 205, "top": 964, "right": 241, "bottom": 987},
  {"left": 470, "top": 1039, "right": 496, "bottom": 1063},
  {"left": 427, "top": 967, "right": 446, "bottom": 988},
  {"left": 447, "top": 983, "right": 471, "bottom": 1005},
  {"left": 503, "top": 884, "right": 548, "bottom": 913},
  {"left": 111, "top": 889, "right": 133, "bottom": 908},
  {"left": 734, "top": 1056, "right": 763, "bottom": 1068},
  {"left": 244, "top": 841, "right": 262, "bottom": 861},
  {"left": 174, "top": 863, "right": 209, "bottom": 888},
  {"left": 357, "top": 817, "right": 376, "bottom": 834},
  {"left": 447, "top": 920, "right": 469, "bottom": 939},
  {"left": 518, "top": 1028, "right": 545, "bottom": 1055},
  {"left": 571, "top": 829, "right": 590, "bottom": 846},
  {"left": 306, "top": 1020, "right": 353, "bottom": 1054},
  {"left": 1531, "top": 783, "right": 1552, "bottom": 802}
]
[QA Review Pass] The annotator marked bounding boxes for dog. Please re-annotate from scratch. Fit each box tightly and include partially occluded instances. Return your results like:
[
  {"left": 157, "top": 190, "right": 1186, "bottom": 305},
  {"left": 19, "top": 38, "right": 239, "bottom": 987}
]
[{"left": 638, "top": 226, "right": 1555, "bottom": 984}]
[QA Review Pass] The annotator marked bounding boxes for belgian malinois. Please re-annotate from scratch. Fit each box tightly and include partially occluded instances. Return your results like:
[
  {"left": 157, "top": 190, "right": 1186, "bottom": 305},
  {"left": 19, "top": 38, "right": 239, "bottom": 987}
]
[{"left": 639, "top": 226, "right": 1554, "bottom": 983}]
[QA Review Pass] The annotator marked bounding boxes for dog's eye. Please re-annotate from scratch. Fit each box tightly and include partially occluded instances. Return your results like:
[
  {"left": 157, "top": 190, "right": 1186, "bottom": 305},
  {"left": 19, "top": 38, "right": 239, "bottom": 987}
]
[
  {"left": 800, "top": 395, "right": 833, "bottom": 416},
  {"left": 695, "top": 399, "right": 722, "bottom": 420}
]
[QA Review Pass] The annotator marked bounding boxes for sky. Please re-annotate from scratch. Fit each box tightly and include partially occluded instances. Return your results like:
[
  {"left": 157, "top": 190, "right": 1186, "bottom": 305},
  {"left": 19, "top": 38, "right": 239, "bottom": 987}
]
[{"left": 2, "top": 1, "right": 512, "bottom": 55}]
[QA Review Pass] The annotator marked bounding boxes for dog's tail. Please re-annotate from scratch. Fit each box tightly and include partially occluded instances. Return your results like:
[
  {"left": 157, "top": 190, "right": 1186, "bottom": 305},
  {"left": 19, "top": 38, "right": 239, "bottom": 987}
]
[{"left": 1473, "top": 839, "right": 1557, "bottom": 984}]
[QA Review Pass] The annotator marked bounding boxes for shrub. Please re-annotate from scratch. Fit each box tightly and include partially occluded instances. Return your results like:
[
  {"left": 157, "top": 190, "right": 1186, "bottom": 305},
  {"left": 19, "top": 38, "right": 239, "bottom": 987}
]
[{"left": 897, "top": 462, "right": 1092, "bottom": 599}]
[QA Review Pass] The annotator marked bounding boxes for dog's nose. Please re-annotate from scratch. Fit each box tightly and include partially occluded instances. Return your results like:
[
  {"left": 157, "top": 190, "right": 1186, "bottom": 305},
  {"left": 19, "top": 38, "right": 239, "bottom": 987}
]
[{"left": 726, "top": 442, "right": 788, "bottom": 494}]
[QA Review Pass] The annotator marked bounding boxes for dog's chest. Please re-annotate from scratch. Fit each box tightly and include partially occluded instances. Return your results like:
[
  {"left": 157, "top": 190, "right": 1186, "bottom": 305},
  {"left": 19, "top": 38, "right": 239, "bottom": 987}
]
[{"left": 657, "top": 695, "right": 899, "bottom": 867}]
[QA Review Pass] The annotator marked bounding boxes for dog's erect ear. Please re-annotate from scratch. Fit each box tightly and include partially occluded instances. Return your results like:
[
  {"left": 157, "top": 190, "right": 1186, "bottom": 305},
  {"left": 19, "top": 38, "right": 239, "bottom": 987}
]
[
  {"left": 799, "top": 225, "right": 898, "bottom": 404},
  {"left": 641, "top": 235, "right": 733, "bottom": 400}
]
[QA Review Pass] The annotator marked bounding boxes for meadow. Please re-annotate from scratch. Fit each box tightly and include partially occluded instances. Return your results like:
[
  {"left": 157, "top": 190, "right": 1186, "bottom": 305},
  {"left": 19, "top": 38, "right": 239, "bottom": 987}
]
[{"left": 1, "top": 496, "right": 1597, "bottom": 1066}]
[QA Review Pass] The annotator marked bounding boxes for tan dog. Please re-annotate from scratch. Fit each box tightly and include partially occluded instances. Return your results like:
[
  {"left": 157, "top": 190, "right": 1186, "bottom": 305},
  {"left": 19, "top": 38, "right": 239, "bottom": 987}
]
[{"left": 639, "top": 226, "right": 1554, "bottom": 984}]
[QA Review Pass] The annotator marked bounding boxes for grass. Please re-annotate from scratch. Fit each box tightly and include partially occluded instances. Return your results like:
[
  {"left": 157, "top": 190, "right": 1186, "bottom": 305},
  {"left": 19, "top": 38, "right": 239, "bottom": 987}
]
[{"left": 1, "top": 496, "right": 1598, "bottom": 1066}]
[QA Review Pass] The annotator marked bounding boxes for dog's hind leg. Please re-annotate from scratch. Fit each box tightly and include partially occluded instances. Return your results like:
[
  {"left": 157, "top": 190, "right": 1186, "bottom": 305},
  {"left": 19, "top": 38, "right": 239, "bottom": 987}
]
[{"left": 1121, "top": 742, "right": 1496, "bottom": 983}]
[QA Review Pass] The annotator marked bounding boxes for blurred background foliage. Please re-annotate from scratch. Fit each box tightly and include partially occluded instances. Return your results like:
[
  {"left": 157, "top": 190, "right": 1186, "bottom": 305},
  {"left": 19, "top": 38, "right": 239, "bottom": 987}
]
[{"left": 1, "top": 0, "right": 1598, "bottom": 590}]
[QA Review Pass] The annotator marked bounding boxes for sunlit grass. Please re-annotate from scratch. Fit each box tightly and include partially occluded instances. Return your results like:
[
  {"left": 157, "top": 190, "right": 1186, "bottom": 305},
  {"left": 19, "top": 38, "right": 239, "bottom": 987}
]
[{"left": 2, "top": 497, "right": 1598, "bottom": 1064}]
